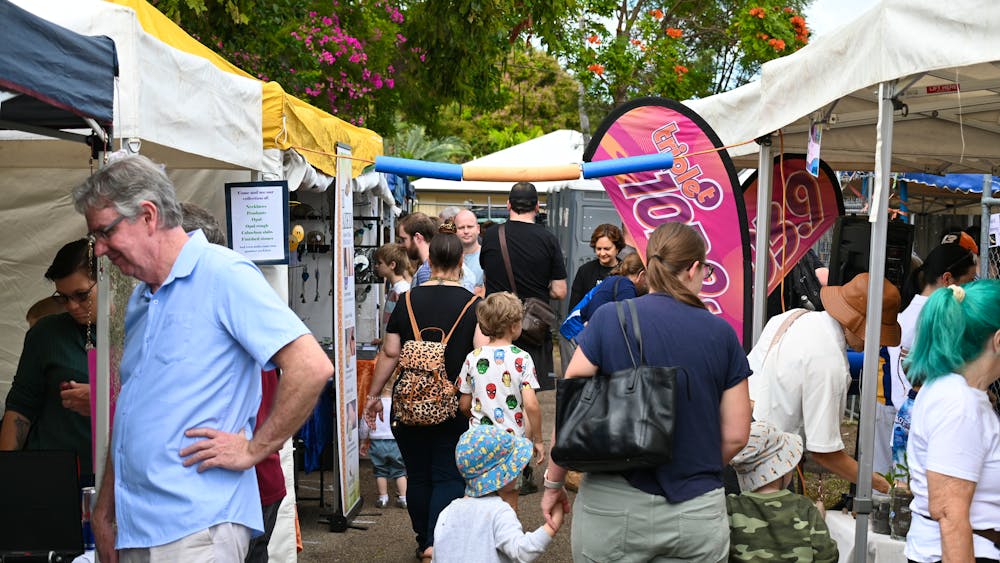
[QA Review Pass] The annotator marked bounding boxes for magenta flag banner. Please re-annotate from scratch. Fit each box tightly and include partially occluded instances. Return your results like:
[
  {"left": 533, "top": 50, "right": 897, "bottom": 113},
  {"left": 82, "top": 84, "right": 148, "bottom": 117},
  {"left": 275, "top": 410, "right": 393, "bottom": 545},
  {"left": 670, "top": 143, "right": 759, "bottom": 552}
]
[
  {"left": 584, "top": 97, "right": 751, "bottom": 346},
  {"left": 742, "top": 154, "right": 844, "bottom": 295}
]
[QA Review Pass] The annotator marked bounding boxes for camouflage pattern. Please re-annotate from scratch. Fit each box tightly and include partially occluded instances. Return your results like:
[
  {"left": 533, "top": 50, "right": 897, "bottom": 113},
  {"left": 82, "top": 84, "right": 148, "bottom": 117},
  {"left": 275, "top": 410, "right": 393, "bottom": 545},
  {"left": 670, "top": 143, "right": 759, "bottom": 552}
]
[{"left": 727, "top": 490, "right": 838, "bottom": 562}]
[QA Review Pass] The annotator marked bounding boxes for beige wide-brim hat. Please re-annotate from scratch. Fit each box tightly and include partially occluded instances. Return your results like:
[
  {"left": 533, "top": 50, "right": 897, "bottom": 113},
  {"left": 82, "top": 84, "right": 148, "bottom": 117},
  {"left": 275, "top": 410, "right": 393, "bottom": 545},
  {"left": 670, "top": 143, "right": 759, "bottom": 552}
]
[
  {"left": 731, "top": 421, "right": 803, "bottom": 492},
  {"left": 820, "top": 272, "right": 902, "bottom": 347}
]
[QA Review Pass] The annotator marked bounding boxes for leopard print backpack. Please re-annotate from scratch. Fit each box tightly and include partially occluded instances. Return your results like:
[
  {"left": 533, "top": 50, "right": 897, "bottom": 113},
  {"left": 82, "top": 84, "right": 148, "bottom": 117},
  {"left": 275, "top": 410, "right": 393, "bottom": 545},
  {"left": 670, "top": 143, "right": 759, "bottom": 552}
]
[{"left": 392, "top": 291, "right": 478, "bottom": 426}]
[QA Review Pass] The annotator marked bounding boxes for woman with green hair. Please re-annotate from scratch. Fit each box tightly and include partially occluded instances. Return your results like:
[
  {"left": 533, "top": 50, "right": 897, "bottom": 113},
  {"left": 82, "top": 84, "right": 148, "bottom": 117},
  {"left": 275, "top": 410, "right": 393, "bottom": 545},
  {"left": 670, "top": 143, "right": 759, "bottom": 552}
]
[{"left": 903, "top": 280, "right": 1000, "bottom": 563}]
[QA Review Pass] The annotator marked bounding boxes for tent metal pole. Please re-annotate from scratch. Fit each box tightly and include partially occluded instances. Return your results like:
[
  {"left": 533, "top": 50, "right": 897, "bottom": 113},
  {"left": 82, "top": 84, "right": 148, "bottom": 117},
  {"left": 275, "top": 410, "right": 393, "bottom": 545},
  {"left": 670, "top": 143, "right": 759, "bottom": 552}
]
[
  {"left": 94, "top": 256, "right": 111, "bottom": 502},
  {"left": 752, "top": 135, "right": 774, "bottom": 345},
  {"left": 854, "top": 80, "right": 897, "bottom": 562},
  {"left": 981, "top": 175, "right": 991, "bottom": 273}
]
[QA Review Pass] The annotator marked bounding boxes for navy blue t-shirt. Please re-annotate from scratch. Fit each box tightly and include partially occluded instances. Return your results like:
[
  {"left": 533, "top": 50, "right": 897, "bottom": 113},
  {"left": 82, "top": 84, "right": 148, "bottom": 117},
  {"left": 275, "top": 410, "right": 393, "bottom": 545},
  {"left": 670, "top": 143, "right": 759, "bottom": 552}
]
[
  {"left": 576, "top": 293, "right": 750, "bottom": 503},
  {"left": 579, "top": 275, "right": 637, "bottom": 323}
]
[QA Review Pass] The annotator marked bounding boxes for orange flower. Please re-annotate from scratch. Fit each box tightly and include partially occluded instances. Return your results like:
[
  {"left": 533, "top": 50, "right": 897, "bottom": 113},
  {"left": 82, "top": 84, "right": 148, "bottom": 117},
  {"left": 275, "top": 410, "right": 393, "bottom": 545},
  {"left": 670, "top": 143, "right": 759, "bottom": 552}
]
[
  {"left": 587, "top": 34, "right": 601, "bottom": 44},
  {"left": 666, "top": 27, "right": 683, "bottom": 39},
  {"left": 784, "top": 6, "right": 795, "bottom": 13},
  {"left": 790, "top": 15, "right": 805, "bottom": 26},
  {"left": 674, "top": 65, "right": 688, "bottom": 74},
  {"left": 649, "top": 8, "right": 664, "bottom": 20},
  {"left": 630, "top": 38, "right": 642, "bottom": 46},
  {"left": 587, "top": 63, "right": 605, "bottom": 75},
  {"left": 767, "top": 38, "right": 786, "bottom": 51},
  {"left": 758, "top": 33, "right": 770, "bottom": 40},
  {"left": 749, "top": 7, "right": 765, "bottom": 18}
]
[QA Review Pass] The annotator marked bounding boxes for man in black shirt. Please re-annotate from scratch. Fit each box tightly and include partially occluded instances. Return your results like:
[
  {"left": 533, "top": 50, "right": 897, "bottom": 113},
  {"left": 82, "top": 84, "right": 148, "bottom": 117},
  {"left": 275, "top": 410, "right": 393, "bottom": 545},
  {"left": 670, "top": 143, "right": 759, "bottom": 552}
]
[{"left": 480, "top": 182, "right": 567, "bottom": 392}]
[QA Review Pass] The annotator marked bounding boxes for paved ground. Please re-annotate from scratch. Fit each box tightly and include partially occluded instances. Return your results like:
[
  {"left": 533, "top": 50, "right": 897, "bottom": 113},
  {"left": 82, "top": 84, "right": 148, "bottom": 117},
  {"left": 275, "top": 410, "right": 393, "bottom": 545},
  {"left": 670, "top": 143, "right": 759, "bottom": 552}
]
[{"left": 295, "top": 388, "right": 575, "bottom": 562}]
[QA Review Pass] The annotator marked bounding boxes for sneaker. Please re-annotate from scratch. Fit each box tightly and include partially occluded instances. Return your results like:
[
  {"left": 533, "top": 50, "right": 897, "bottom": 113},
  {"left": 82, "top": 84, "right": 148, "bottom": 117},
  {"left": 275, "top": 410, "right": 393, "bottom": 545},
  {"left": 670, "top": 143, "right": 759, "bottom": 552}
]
[
  {"left": 375, "top": 497, "right": 389, "bottom": 509},
  {"left": 396, "top": 497, "right": 407, "bottom": 509}
]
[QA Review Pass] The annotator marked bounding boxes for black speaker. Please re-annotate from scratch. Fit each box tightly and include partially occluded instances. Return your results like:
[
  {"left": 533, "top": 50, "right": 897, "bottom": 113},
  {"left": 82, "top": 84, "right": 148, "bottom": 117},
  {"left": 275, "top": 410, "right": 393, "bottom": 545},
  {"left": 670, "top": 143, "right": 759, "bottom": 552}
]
[{"left": 828, "top": 215, "right": 914, "bottom": 290}]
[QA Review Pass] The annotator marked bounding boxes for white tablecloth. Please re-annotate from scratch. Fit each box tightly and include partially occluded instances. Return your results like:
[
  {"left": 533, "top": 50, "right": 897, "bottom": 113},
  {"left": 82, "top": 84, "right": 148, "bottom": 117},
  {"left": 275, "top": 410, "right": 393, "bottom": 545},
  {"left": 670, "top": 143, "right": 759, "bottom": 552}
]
[{"left": 826, "top": 510, "right": 907, "bottom": 563}]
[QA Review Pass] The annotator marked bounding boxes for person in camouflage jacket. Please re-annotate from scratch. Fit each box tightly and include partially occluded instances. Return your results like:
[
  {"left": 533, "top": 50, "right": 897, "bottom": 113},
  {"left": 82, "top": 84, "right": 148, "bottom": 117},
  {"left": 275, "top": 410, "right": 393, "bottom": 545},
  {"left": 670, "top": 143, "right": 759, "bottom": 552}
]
[{"left": 727, "top": 421, "right": 838, "bottom": 562}]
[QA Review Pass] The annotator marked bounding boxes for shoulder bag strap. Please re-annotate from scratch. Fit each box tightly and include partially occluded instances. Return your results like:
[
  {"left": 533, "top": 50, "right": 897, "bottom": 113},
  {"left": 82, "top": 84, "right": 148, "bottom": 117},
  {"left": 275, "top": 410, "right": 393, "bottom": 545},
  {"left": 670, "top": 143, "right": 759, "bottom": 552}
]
[
  {"left": 497, "top": 223, "right": 519, "bottom": 297},
  {"left": 405, "top": 290, "right": 424, "bottom": 342},
  {"left": 627, "top": 299, "right": 644, "bottom": 365},
  {"left": 442, "top": 295, "right": 479, "bottom": 345},
  {"left": 616, "top": 301, "right": 639, "bottom": 369},
  {"left": 764, "top": 309, "right": 809, "bottom": 359},
  {"left": 612, "top": 277, "right": 622, "bottom": 301}
]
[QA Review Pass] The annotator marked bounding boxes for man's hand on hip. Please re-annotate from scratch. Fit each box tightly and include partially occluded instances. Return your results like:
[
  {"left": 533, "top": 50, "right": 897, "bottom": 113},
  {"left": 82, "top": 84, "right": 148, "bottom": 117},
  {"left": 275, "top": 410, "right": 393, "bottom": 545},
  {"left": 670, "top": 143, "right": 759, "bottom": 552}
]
[{"left": 180, "top": 427, "right": 257, "bottom": 472}]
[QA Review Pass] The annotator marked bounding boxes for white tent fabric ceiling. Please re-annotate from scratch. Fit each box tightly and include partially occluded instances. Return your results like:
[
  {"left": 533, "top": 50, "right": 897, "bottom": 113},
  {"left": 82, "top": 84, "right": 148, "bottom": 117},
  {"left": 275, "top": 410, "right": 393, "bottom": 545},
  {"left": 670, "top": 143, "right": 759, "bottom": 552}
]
[{"left": 686, "top": 0, "right": 1000, "bottom": 175}]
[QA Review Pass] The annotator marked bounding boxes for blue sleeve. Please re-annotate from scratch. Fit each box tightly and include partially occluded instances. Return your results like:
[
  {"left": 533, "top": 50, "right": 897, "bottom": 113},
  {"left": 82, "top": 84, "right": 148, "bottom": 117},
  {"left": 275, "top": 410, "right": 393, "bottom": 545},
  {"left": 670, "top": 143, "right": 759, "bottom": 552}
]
[
  {"left": 215, "top": 259, "right": 310, "bottom": 369},
  {"left": 414, "top": 263, "right": 430, "bottom": 286}
]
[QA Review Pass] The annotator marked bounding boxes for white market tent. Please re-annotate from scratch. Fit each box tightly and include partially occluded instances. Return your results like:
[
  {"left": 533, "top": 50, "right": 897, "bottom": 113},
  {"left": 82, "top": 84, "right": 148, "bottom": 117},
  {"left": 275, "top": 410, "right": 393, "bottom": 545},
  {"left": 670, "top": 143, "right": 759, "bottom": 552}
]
[
  {"left": 686, "top": 0, "right": 1000, "bottom": 557},
  {"left": 2, "top": 1, "right": 381, "bottom": 559}
]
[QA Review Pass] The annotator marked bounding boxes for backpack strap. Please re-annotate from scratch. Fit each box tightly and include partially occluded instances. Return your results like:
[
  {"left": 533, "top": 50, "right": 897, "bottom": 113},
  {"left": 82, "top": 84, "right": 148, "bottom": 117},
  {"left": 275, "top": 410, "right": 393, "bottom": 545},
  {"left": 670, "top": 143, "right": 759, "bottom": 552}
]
[
  {"left": 497, "top": 224, "right": 519, "bottom": 297},
  {"left": 405, "top": 290, "right": 424, "bottom": 342},
  {"left": 612, "top": 277, "right": 622, "bottom": 301},
  {"left": 442, "top": 294, "right": 479, "bottom": 345}
]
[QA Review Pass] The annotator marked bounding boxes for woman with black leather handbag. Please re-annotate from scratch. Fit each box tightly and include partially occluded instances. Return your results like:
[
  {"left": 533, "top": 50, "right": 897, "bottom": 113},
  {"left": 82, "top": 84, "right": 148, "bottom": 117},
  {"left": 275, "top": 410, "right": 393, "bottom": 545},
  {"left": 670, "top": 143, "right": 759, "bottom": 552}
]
[{"left": 541, "top": 222, "right": 752, "bottom": 562}]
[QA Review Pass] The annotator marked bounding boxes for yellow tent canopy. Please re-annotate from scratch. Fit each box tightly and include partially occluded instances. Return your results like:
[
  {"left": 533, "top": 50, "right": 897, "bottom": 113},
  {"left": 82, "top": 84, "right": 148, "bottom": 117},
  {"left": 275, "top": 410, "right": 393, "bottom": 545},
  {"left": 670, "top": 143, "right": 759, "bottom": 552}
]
[{"left": 109, "top": 0, "right": 383, "bottom": 177}]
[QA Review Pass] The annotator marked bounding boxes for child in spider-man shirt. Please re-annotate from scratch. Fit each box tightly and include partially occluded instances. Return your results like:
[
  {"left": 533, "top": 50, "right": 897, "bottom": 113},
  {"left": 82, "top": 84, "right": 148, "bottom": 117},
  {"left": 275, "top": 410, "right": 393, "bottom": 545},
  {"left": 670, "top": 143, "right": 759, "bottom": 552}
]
[{"left": 457, "top": 292, "right": 543, "bottom": 510}]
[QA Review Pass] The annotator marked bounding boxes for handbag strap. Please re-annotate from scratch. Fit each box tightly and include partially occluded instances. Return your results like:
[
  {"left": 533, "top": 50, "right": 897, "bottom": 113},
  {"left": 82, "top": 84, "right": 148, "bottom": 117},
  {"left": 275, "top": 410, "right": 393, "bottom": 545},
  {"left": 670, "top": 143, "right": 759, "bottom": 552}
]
[
  {"left": 612, "top": 277, "right": 622, "bottom": 300},
  {"left": 497, "top": 223, "right": 519, "bottom": 297},
  {"left": 764, "top": 309, "right": 808, "bottom": 360},
  {"left": 615, "top": 300, "right": 643, "bottom": 369},
  {"left": 406, "top": 290, "right": 478, "bottom": 345}
]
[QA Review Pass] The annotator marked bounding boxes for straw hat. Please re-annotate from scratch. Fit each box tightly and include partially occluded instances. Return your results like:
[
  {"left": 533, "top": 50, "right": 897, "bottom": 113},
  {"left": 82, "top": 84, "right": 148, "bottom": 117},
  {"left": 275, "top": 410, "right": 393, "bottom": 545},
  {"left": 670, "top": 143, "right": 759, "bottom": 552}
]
[
  {"left": 455, "top": 426, "right": 533, "bottom": 498},
  {"left": 731, "top": 421, "right": 803, "bottom": 492},
  {"left": 820, "top": 272, "right": 901, "bottom": 347}
]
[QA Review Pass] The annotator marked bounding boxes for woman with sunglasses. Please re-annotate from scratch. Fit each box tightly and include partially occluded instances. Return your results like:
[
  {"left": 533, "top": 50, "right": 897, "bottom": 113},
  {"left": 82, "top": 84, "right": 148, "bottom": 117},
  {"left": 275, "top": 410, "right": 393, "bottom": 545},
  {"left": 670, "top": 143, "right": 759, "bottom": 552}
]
[
  {"left": 542, "top": 222, "right": 751, "bottom": 562},
  {"left": 0, "top": 238, "right": 96, "bottom": 478}
]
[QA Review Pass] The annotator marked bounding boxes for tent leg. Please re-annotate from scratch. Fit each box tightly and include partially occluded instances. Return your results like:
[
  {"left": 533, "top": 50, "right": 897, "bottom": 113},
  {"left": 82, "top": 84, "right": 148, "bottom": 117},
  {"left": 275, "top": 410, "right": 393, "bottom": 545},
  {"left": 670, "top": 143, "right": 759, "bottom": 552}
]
[
  {"left": 751, "top": 135, "right": 774, "bottom": 346},
  {"left": 854, "top": 80, "right": 897, "bottom": 562},
  {"left": 981, "top": 175, "right": 991, "bottom": 273}
]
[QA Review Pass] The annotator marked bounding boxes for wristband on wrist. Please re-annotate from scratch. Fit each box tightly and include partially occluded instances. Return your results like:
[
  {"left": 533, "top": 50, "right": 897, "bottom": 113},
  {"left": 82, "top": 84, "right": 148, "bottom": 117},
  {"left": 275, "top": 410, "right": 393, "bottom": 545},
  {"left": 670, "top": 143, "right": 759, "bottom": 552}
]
[
  {"left": 543, "top": 470, "right": 565, "bottom": 489},
  {"left": 365, "top": 394, "right": 381, "bottom": 403}
]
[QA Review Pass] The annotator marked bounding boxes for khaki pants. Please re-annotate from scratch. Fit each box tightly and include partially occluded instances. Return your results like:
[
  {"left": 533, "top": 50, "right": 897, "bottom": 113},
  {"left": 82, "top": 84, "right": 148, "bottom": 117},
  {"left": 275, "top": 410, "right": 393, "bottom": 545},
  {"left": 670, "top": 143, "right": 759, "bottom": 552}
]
[
  {"left": 572, "top": 474, "right": 729, "bottom": 562},
  {"left": 119, "top": 523, "right": 251, "bottom": 563}
]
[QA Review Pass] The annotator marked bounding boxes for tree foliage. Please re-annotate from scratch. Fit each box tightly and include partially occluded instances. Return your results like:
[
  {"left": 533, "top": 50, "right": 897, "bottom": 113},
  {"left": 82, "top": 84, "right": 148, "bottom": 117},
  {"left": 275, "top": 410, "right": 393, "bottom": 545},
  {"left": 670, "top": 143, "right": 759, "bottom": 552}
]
[{"left": 547, "top": 0, "right": 812, "bottom": 106}]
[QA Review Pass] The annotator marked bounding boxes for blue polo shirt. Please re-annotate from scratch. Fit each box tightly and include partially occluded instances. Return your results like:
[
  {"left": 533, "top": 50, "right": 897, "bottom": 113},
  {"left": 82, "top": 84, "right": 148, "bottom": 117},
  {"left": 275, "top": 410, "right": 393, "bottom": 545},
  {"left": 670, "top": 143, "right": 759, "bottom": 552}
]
[
  {"left": 113, "top": 231, "right": 309, "bottom": 548},
  {"left": 576, "top": 293, "right": 750, "bottom": 503}
]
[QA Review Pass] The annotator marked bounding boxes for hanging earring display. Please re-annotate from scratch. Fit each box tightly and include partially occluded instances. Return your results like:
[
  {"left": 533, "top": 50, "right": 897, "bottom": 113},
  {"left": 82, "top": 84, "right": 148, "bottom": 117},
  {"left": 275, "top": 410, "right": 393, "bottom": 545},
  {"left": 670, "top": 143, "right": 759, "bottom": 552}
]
[
  {"left": 301, "top": 266, "right": 310, "bottom": 304},
  {"left": 314, "top": 255, "right": 320, "bottom": 302}
]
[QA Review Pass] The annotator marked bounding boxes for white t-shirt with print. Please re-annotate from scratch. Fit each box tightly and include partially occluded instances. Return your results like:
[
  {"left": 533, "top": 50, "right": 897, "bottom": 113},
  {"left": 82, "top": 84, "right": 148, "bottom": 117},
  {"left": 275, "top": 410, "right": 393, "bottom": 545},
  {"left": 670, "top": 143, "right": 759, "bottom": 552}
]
[
  {"left": 886, "top": 294, "right": 927, "bottom": 409},
  {"left": 458, "top": 345, "right": 539, "bottom": 436},
  {"left": 905, "top": 373, "right": 1000, "bottom": 562}
]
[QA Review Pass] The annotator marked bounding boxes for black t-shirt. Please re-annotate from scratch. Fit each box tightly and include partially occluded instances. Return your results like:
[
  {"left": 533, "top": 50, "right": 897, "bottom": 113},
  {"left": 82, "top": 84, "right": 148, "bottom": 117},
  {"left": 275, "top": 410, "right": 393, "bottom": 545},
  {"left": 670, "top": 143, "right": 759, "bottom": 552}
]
[
  {"left": 569, "top": 259, "right": 615, "bottom": 308},
  {"left": 480, "top": 220, "right": 567, "bottom": 301},
  {"left": 386, "top": 285, "right": 480, "bottom": 380}
]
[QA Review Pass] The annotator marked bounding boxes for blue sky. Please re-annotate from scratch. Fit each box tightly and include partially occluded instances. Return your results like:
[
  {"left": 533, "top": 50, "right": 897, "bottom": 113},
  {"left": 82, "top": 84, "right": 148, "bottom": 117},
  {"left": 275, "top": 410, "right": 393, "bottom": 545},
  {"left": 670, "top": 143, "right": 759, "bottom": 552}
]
[{"left": 804, "top": 0, "right": 877, "bottom": 38}]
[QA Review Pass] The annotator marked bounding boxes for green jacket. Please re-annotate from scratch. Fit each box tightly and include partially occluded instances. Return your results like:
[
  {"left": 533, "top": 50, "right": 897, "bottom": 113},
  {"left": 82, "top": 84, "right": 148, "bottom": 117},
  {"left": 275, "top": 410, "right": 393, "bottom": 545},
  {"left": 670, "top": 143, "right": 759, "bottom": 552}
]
[{"left": 727, "top": 489, "right": 838, "bottom": 562}]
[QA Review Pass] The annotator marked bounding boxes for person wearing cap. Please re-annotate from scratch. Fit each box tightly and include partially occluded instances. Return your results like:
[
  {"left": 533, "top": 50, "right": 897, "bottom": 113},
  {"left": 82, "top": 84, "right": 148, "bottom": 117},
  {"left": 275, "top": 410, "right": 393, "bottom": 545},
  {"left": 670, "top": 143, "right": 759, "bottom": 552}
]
[
  {"left": 480, "top": 182, "right": 567, "bottom": 394},
  {"left": 728, "top": 421, "right": 838, "bottom": 562},
  {"left": 432, "top": 426, "right": 564, "bottom": 562},
  {"left": 747, "top": 272, "right": 902, "bottom": 494},
  {"left": 901, "top": 280, "right": 1000, "bottom": 562}
]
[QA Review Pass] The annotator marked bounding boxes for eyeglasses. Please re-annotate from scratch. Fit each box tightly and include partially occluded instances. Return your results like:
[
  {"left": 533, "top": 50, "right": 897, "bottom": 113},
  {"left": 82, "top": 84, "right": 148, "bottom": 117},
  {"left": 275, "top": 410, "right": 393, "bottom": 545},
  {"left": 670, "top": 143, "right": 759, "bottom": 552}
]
[
  {"left": 52, "top": 281, "right": 97, "bottom": 305},
  {"left": 88, "top": 214, "right": 127, "bottom": 243},
  {"left": 702, "top": 263, "right": 715, "bottom": 281}
]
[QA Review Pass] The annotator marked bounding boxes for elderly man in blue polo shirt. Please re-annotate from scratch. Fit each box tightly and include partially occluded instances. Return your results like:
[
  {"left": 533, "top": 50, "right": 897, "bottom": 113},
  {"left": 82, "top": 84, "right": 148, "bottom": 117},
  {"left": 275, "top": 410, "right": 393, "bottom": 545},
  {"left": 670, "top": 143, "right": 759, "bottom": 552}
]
[{"left": 73, "top": 155, "right": 332, "bottom": 563}]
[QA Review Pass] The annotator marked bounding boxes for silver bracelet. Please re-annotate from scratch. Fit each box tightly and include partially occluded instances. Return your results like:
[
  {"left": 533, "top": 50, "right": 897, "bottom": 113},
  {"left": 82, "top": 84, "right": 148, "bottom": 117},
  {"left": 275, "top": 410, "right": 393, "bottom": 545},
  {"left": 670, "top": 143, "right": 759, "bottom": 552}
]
[{"left": 543, "top": 470, "right": 565, "bottom": 489}]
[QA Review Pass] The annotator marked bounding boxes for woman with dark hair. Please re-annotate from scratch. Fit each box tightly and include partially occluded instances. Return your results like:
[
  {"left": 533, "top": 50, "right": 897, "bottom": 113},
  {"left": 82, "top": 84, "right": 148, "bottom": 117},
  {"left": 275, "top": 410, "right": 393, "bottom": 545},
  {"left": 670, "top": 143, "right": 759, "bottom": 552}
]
[
  {"left": 887, "top": 243, "right": 978, "bottom": 468},
  {"left": 568, "top": 223, "right": 625, "bottom": 308},
  {"left": 0, "top": 238, "right": 96, "bottom": 478},
  {"left": 363, "top": 225, "right": 486, "bottom": 562},
  {"left": 578, "top": 252, "right": 647, "bottom": 324},
  {"left": 542, "top": 222, "right": 751, "bottom": 562},
  {"left": 902, "top": 280, "right": 1000, "bottom": 562}
]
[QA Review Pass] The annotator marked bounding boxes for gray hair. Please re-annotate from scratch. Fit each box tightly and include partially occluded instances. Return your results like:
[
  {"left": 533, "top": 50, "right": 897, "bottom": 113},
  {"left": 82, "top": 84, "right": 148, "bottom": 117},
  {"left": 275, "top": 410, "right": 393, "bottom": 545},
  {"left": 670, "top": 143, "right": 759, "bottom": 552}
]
[
  {"left": 438, "top": 206, "right": 461, "bottom": 222},
  {"left": 73, "top": 154, "right": 183, "bottom": 229},
  {"left": 180, "top": 202, "right": 227, "bottom": 245}
]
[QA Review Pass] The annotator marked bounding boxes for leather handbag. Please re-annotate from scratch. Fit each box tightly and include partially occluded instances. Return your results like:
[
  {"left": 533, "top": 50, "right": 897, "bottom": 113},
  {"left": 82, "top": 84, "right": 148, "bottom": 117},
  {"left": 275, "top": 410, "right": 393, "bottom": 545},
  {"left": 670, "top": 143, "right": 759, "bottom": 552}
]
[
  {"left": 497, "top": 223, "right": 555, "bottom": 347},
  {"left": 551, "top": 299, "right": 678, "bottom": 473}
]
